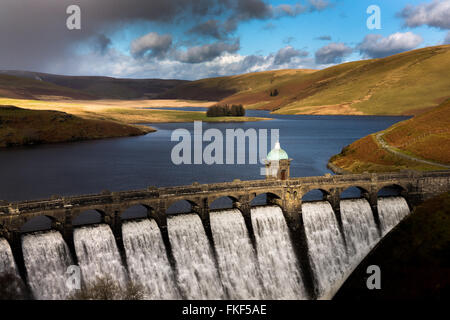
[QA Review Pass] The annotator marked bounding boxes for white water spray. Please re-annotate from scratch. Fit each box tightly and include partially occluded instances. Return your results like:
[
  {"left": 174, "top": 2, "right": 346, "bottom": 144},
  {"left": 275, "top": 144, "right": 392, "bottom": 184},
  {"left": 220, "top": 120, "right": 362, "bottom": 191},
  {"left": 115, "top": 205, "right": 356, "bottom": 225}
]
[
  {"left": 122, "top": 219, "right": 180, "bottom": 299},
  {"left": 74, "top": 224, "right": 128, "bottom": 289},
  {"left": 378, "top": 197, "right": 410, "bottom": 235},
  {"left": 302, "top": 201, "right": 348, "bottom": 299},
  {"left": 168, "top": 214, "right": 225, "bottom": 299},
  {"left": 210, "top": 209, "right": 265, "bottom": 299},
  {"left": 22, "top": 231, "right": 74, "bottom": 300},
  {"left": 251, "top": 206, "right": 308, "bottom": 299},
  {"left": 340, "top": 199, "right": 380, "bottom": 269}
]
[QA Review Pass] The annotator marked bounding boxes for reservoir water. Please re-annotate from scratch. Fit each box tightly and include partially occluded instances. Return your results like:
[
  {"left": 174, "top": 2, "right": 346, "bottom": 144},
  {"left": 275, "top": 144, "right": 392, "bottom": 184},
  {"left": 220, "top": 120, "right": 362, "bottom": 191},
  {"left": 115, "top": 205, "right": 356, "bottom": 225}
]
[{"left": 0, "top": 109, "right": 407, "bottom": 201}]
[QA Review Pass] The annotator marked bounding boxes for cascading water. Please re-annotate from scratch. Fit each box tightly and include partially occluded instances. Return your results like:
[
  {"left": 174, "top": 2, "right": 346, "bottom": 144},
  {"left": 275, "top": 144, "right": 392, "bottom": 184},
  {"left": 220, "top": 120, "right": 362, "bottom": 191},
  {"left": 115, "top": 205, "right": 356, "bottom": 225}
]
[
  {"left": 210, "top": 209, "right": 265, "bottom": 299},
  {"left": 74, "top": 224, "right": 128, "bottom": 289},
  {"left": 378, "top": 197, "right": 410, "bottom": 236},
  {"left": 0, "top": 238, "right": 19, "bottom": 276},
  {"left": 22, "top": 230, "right": 74, "bottom": 300},
  {"left": 168, "top": 214, "right": 225, "bottom": 299},
  {"left": 302, "top": 201, "right": 348, "bottom": 299},
  {"left": 251, "top": 206, "right": 308, "bottom": 300},
  {"left": 340, "top": 199, "right": 380, "bottom": 268},
  {"left": 122, "top": 219, "right": 180, "bottom": 299}
]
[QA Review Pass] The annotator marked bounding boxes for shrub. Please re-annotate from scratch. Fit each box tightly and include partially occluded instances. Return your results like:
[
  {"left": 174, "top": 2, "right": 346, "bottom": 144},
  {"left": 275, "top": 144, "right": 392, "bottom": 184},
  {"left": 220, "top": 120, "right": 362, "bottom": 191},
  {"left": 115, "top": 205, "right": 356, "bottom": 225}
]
[
  {"left": 206, "top": 104, "right": 245, "bottom": 117},
  {"left": 70, "top": 276, "right": 145, "bottom": 300}
]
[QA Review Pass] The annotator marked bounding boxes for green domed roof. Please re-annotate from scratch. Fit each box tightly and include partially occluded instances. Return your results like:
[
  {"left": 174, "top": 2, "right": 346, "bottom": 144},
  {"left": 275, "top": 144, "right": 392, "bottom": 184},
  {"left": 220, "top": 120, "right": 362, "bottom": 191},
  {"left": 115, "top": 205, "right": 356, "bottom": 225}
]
[{"left": 267, "top": 142, "right": 289, "bottom": 161}]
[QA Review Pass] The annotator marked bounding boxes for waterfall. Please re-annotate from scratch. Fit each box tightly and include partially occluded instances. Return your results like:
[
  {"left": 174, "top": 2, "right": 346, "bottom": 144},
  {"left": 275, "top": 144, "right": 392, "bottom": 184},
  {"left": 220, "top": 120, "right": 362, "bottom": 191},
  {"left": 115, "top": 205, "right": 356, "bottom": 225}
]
[
  {"left": 167, "top": 214, "right": 225, "bottom": 299},
  {"left": 251, "top": 206, "right": 308, "bottom": 300},
  {"left": 210, "top": 209, "right": 265, "bottom": 299},
  {"left": 0, "top": 238, "right": 19, "bottom": 276},
  {"left": 378, "top": 197, "right": 410, "bottom": 235},
  {"left": 340, "top": 199, "right": 380, "bottom": 268},
  {"left": 74, "top": 224, "right": 128, "bottom": 289},
  {"left": 302, "top": 201, "right": 348, "bottom": 299},
  {"left": 22, "top": 231, "right": 74, "bottom": 300},
  {"left": 122, "top": 219, "right": 180, "bottom": 299}
]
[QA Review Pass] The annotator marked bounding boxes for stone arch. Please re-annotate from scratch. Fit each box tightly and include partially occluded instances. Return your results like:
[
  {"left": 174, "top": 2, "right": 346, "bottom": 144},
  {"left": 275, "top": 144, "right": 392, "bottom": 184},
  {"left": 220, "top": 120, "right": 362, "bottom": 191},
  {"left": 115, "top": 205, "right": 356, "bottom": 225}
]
[
  {"left": 250, "top": 192, "right": 282, "bottom": 206},
  {"left": 301, "top": 188, "right": 331, "bottom": 202},
  {"left": 166, "top": 199, "right": 199, "bottom": 215},
  {"left": 72, "top": 209, "right": 105, "bottom": 226},
  {"left": 209, "top": 196, "right": 239, "bottom": 210},
  {"left": 120, "top": 204, "right": 155, "bottom": 221},
  {"left": 20, "top": 215, "right": 58, "bottom": 233},
  {"left": 340, "top": 186, "right": 370, "bottom": 199},
  {"left": 377, "top": 184, "right": 407, "bottom": 197}
]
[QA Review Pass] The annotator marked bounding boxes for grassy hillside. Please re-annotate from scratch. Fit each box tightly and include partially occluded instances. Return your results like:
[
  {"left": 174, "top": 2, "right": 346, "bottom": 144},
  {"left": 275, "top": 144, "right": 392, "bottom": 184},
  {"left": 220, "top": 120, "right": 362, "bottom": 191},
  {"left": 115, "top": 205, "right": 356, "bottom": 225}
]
[
  {"left": 329, "top": 99, "right": 450, "bottom": 173},
  {"left": 158, "top": 69, "right": 316, "bottom": 103},
  {"left": 0, "top": 74, "right": 95, "bottom": 100},
  {"left": 0, "top": 105, "right": 153, "bottom": 147},
  {"left": 0, "top": 71, "right": 188, "bottom": 99},
  {"left": 335, "top": 192, "right": 450, "bottom": 300},
  {"left": 161, "top": 45, "right": 450, "bottom": 116}
]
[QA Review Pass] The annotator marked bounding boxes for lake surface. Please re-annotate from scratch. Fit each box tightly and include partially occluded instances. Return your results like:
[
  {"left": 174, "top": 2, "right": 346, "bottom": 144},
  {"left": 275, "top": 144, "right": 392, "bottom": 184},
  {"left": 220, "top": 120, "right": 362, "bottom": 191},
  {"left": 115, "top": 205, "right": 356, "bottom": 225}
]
[{"left": 0, "top": 109, "right": 407, "bottom": 202}]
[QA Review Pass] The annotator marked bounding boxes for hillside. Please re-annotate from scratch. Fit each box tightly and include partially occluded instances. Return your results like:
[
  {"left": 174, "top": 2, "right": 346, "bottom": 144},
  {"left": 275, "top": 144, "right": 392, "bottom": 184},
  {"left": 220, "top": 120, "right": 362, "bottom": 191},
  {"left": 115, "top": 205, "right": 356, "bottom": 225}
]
[
  {"left": 160, "top": 45, "right": 450, "bottom": 116},
  {"left": 328, "top": 99, "right": 450, "bottom": 173},
  {"left": 335, "top": 192, "right": 450, "bottom": 300},
  {"left": 0, "top": 105, "right": 153, "bottom": 147},
  {"left": 157, "top": 69, "right": 316, "bottom": 103},
  {"left": 0, "top": 74, "right": 95, "bottom": 100},
  {"left": 0, "top": 71, "right": 188, "bottom": 99}
]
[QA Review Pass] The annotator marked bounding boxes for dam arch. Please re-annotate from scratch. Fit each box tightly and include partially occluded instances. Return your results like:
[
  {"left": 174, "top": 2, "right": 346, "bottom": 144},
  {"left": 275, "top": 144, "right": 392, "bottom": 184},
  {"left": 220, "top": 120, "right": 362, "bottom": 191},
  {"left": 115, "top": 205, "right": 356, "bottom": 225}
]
[
  {"left": 301, "top": 188, "right": 330, "bottom": 202},
  {"left": 339, "top": 186, "right": 370, "bottom": 199}
]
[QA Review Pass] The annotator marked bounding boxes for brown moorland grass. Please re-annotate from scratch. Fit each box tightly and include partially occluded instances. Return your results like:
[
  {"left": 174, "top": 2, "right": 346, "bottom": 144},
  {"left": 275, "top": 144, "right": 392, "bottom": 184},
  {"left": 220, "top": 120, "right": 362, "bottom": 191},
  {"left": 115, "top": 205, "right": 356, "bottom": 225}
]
[
  {"left": 383, "top": 99, "right": 450, "bottom": 164},
  {"left": 329, "top": 99, "right": 450, "bottom": 172},
  {"left": 0, "top": 105, "right": 153, "bottom": 147},
  {"left": 329, "top": 134, "right": 443, "bottom": 173},
  {"left": 0, "top": 98, "right": 268, "bottom": 124},
  {"left": 163, "top": 45, "right": 450, "bottom": 116}
]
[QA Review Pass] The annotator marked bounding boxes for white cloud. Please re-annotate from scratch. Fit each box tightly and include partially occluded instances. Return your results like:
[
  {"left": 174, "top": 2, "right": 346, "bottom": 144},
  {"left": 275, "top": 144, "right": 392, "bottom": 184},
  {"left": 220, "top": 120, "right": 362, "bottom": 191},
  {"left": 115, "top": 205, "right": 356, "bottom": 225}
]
[
  {"left": 444, "top": 31, "right": 450, "bottom": 44},
  {"left": 358, "top": 32, "right": 423, "bottom": 59},
  {"left": 130, "top": 32, "right": 173, "bottom": 58},
  {"left": 399, "top": 0, "right": 450, "bottom": 30},
  {"left": 315, "top": 42, "right": 353, "bottom": 64}
]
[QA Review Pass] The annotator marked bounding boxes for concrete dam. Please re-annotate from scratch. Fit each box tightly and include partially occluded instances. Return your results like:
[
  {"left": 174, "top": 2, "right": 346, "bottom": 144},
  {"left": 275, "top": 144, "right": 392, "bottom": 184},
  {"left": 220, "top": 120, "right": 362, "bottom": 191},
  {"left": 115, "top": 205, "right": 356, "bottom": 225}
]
[{"left": 1, "top": 170, "right": 449, "bottom": 300}]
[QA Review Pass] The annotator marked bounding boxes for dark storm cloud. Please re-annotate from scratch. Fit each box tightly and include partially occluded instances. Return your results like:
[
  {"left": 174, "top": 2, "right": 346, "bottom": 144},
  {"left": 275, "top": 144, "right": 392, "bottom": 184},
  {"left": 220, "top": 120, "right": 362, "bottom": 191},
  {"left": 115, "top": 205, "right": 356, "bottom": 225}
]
[
  {"left": 95, "top": 34, "right": 112, "bottom": 54},
  {"left": 187, "top": 20, "right": 225, "bottom": 40},
  {"left": 0, "top": 0, "right": 332, "bottom": 74}
]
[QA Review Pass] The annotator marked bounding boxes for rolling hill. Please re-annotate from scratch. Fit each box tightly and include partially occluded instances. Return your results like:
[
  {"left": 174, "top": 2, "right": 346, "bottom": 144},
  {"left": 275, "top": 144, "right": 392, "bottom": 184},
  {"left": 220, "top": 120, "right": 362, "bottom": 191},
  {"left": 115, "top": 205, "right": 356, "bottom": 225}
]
[
  {"left": 0, "top": 74, "right": 96, "bottom": 100},
  {"left": 159, "top": 45, "right": 450, "bottom": 116},
  {"left": 328, "top": 99, "right": 450, "bottom": 173},
  {"left": 0, "top": 71, "right": 188, "bottom": 99},
  {"left": 0, "top": 105, "right": 153, "bottom": 147}
]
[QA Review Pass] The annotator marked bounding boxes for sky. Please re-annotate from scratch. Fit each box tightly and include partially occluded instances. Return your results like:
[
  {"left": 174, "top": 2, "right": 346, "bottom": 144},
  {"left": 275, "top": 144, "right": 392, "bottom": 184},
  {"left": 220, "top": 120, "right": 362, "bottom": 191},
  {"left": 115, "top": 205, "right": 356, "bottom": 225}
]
[{"left": 0, "top": 0, "right": 449, "bottom": 80}]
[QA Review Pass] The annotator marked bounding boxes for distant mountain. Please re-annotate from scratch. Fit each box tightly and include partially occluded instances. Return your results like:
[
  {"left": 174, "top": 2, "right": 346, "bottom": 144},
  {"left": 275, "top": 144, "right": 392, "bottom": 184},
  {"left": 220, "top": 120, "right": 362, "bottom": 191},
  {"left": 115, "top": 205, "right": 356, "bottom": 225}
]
[
  {"left": 159, "top": 45, "right": 450, "bottom": 116},
  {"left": 0, "top": 71, "right": 188, "bottom": 99}
]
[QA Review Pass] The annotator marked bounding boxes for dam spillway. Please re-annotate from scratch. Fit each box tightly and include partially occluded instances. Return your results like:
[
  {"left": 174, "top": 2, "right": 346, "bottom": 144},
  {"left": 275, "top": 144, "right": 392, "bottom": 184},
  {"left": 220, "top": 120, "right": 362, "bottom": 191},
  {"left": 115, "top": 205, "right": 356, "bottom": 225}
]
[{"left": 0, "top": 196, "right": 411, "bottom": 300}]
